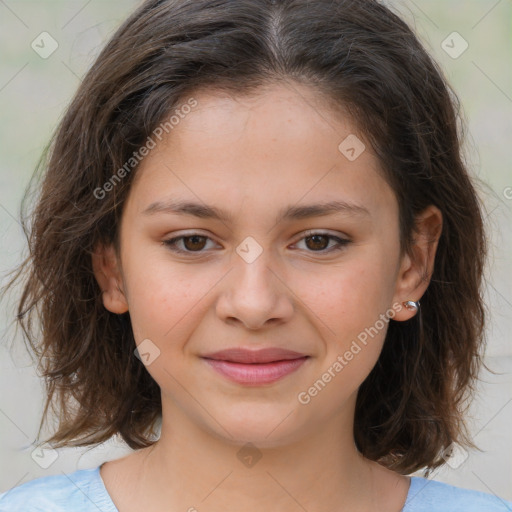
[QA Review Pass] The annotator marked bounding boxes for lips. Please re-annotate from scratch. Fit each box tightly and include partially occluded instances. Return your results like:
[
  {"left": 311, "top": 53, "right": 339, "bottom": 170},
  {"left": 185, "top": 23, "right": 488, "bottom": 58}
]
[
  {"left": 201, "top": 347, "right": 307, "bottom": 364},
  {"left": 201, "top": 347, "right": 309, "bottom": 385}
]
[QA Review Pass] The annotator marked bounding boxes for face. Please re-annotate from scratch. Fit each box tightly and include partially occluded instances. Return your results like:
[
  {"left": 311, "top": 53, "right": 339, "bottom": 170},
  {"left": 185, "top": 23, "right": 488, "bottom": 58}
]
[{"left": 93, "top": 82, "right": 440, "bottom": 447}]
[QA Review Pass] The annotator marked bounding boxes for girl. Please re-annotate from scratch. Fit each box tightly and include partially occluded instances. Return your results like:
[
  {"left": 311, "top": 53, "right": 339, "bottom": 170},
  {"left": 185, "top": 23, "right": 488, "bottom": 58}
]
[{"left": 1, "top": 0, "right": 510, "bottom": 510}]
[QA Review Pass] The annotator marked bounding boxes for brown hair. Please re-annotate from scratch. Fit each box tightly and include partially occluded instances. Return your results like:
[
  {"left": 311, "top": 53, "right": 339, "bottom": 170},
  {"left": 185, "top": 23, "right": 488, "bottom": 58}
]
[{"left": 2, "top": 0, "right": 491, "bottom": 475}]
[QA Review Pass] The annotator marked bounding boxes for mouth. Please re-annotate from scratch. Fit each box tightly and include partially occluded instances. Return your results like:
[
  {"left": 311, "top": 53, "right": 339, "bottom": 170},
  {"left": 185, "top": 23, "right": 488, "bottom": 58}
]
[
  {"left": 201, "top": 348, "right": 309, "bottom": 385},
  {"left": 202, "top": 347, "right": 308, "bottom": 364}
]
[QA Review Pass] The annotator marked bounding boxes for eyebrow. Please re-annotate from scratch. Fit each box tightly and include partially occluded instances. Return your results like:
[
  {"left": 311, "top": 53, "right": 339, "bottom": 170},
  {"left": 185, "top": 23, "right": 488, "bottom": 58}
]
[{"left": 142, "top": 197, "right": 371, "bottom": 223}]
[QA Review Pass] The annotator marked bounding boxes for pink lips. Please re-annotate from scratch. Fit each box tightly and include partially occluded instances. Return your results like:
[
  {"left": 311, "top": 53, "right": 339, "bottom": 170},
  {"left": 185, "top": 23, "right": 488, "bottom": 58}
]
[{"left": 201, "top": 348, "right": 309, "bottom": 385}]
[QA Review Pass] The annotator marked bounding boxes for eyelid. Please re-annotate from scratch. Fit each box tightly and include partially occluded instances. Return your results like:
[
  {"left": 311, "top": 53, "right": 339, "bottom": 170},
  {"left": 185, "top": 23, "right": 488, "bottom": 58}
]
[
  {"left": 298, "top": 228, "right": 348, "bottom": 240},
  {"left": 161, "top": 231, "right": 220, "bottom": 252},
  {"left": 290, "top": 230, "right": 352, "bottom": 252}
]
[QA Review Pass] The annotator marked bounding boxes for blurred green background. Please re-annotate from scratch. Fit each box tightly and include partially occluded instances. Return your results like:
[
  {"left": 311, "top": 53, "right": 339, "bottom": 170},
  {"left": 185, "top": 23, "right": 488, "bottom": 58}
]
[{"left": 0, "top": 0, "right": 511, "bottom": 501}]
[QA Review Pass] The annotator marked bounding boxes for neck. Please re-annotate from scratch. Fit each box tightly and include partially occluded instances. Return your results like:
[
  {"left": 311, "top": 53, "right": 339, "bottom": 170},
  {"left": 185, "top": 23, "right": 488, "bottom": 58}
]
[{"left": 135, "top": 394, "right": 387, "bottom": 512}]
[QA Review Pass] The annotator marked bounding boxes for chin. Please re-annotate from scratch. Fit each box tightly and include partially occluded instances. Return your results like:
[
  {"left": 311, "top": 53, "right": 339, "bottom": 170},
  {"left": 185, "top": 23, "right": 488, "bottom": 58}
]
[{"left": 206, "top": 403, "right": 305, "bottom": 449}]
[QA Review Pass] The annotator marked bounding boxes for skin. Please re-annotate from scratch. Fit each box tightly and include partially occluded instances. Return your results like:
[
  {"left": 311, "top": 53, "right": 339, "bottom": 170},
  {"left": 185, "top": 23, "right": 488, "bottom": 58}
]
[{"left": 92, "top": 81, "right": 442, "bottom": 512}]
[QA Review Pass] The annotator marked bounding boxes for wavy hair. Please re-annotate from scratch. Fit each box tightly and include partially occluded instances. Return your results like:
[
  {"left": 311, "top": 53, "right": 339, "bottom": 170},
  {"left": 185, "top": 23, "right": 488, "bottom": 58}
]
[{"left": 2, "top": 0, "right": 490, "bottom": 476}]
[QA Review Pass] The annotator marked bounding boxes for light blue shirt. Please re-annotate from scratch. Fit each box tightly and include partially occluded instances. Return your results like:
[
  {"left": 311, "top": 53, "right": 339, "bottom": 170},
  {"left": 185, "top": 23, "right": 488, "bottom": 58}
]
[{"left": 0, "top": 465, "right": 511, "bottom": 511}]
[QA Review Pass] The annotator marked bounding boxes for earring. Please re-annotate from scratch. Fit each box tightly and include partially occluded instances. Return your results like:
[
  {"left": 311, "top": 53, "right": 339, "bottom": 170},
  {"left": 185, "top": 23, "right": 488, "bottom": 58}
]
[{"left": 403, "top": 300, "right": 420, "bottom": 312}]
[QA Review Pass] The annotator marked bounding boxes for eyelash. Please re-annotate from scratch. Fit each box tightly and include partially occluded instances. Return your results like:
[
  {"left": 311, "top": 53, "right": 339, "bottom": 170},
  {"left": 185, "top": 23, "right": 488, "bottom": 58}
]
[{"left": 161, "top": 231, "right": 352, "bottom": 256}]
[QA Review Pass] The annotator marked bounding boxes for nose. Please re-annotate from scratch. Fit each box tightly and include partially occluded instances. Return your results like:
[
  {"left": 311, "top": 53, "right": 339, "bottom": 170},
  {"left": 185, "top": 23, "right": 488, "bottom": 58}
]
[{"left": 215, "top": 244, "right": 294, "bottom": 331}]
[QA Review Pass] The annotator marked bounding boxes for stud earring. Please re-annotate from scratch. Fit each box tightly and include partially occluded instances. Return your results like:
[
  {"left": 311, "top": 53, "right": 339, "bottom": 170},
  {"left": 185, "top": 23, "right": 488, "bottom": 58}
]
[{"left": 403, "top": 300, "right": 420, "bottom": 312}]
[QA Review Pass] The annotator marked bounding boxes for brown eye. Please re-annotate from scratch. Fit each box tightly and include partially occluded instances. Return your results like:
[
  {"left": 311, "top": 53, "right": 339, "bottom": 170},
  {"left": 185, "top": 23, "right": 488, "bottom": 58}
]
[
  {"left": 162, "top": 234, "right": 215, "bottom": 254},
  {"left": 181, "top": 235, "right": 208, "bottom": 251},
  {"left": 304, "top": 234, "right": 330, "bottom": 251},
  {"left": 293, "top": 231, "right": 351, "bottom": 254}
]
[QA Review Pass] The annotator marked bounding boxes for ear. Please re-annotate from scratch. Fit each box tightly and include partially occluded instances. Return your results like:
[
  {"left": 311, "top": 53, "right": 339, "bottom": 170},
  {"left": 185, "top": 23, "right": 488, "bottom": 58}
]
[
  {"left": 391, "top": 204, "right": 443, "bottom": 321},
  {"left": 92, "top": 243, "right": 129, "bottom": 314}
]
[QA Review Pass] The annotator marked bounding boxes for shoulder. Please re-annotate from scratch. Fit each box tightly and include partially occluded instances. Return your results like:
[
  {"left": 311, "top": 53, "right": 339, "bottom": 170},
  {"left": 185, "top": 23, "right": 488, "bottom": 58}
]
[
  {"left": 404, "top": 476, "right": 512, "bottom": 512},
  {"left": 0, "top": 466, "right": 117, "bottom": 512}
]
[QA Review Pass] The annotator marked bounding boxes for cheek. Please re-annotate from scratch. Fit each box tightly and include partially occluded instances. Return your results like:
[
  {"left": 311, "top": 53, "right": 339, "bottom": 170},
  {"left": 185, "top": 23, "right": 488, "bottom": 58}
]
[
  {"left": 121, "top": 244, "right": 212, "bottom": 343},
  {"left": 295, "top": 263, "right": 393, "bottom": 407},
  {"left": 296, "top": 258, "right": 391, "bottom": 336}
]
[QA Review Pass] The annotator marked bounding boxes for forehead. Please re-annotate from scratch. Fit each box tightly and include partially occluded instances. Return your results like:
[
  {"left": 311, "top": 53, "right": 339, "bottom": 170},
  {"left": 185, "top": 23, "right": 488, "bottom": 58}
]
[
  {"left": 125, "top": 83, "right": 397, "bottom": 227},
  {"left": 157, "top": 83, "right": 358, "bottom": 157}
]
